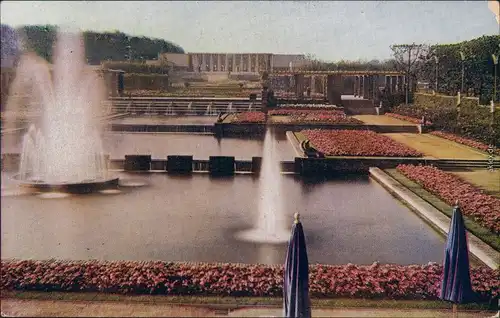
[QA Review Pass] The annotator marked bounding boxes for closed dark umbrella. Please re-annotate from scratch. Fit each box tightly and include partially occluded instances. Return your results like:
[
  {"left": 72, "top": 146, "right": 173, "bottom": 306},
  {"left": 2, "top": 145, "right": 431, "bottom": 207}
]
[
  {"left": 283, "top": 213, "right": 311, "bottom": 318},
  {"left": 440, "top": 201, "right": 477, "bottom": 316}
]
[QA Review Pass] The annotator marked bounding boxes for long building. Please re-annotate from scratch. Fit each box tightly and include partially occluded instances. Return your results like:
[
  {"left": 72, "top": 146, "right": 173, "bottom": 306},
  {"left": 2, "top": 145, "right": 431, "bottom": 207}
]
[{"left": 159, "top": 52, "right": 311, "bottom": 73}]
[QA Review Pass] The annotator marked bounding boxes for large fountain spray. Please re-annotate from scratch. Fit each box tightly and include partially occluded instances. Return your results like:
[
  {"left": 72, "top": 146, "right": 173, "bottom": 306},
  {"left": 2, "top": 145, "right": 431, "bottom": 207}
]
[
  {"left": 11, "top": 29, "right": 116, "bottom": 189},
  {"left": 236, "top": 129, "right": 290, "bottom": 244}
]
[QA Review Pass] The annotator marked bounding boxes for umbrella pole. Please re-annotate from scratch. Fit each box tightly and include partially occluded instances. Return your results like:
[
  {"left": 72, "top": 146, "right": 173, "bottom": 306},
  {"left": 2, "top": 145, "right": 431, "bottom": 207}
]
[{"left": 452, "top": 304, "right": 458, "bottom": 317}]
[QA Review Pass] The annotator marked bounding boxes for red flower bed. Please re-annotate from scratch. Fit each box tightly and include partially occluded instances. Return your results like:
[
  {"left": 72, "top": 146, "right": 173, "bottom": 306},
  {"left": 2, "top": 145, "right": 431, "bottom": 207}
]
[
  {"left": 397, "top": 164, "right": 500, "bottom": 234},
  {"left": 302, "top": 130, "right": 422, "bottom": 157},
  {"left": 269, "top": 110, "right": 362, "bottom": 124},
  {"left": 1, "top": 260, "right": 497, "bottom": 300},
  {"left": 231, "top": 112, "right": 266, "bottom": 123},
  {"left": 269, "top": 109, "right": 345, "bottom": 116},
  {"left": 385, "top": 113, "right": 432, "bottom": 125},
  {"left": 273, "top": 104, "right": 341, "bottom": 111},
  {"left": 430, "top": 131, "right": 500, "bottom": 155}
]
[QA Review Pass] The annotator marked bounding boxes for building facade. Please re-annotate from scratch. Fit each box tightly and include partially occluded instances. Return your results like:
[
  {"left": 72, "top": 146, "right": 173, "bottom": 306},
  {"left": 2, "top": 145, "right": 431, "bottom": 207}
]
[{"left": 159, "top": 52, "right": 310, "bottom": 73}]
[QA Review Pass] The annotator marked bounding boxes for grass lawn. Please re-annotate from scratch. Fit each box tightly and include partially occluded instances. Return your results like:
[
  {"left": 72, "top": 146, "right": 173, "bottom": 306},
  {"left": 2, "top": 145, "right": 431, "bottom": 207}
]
[
  {"left": 452, "top": 169, "right": 500, "bottom": 198},
  {"left": 384, "top": 168, "right": 500, "bottom": 252},
  {"left": 384, "top": 133, "right": 495, "bottom": 160},
  {"left": 269, "top": 115, "right": 292, "bottom": 123},
  {"left": 353, "top": 115, "right": 417, "bottom": 126}
]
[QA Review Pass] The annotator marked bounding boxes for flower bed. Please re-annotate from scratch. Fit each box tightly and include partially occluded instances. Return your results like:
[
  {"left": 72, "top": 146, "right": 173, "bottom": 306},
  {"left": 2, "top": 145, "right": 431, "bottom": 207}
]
[
  {"left": 277, "top": 104, "right": 341, "bottom": 110},
  {"left": 396, "top": 164, "right": 500, "bottom": 234},
  {"left": 430, "top": 131, "right": 500, "bottom": 155},
  {"left": 1, "top": 260, "right": 497, "bottom": 300},
  {"left": 302, "top": 130, "right": 422, "bottom": 157},
  {"left": 268, "top": 110, "right": 362, "bottom": 124},
  {"left": 231, "top": 112, "right": 266, "bottom": 123},
  {"left": 269, "top": 109, "right": 345, "bottom": 116}
]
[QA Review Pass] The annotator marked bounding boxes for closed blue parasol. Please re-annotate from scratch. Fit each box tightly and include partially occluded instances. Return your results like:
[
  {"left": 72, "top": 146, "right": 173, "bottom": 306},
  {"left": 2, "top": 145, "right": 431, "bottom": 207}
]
[
  {"left": 440, "top": 201, "right": 477, "bottom": 315},
  {"left": 283, "top": 213, "right": 311, "bottom": 318}
]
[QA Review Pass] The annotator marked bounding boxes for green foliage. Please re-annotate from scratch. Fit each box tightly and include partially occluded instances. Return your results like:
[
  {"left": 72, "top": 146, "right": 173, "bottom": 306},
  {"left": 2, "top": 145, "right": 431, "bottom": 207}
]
[
  {"left": 418, "top": 35, "right": 500, "bottom": 103},
  {"left": 15, "top": 25, "right": 184, "bottom": 64},
  {"left": 392, "top": 94, "right": 500, "bottom": 147},
  {"left": 304, "top": 58, "right": 398, "bottom": 71}
]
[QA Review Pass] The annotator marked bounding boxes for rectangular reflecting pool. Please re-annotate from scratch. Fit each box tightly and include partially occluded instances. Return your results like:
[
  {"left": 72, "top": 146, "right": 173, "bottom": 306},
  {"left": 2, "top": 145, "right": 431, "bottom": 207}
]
[
  {"left": 101, "top": 133, "right": 295, "bottom": 160},
  {"left": 1, "top": 173, "right": 445, "bottom": 265},
  {"left": 3, "top": 132, "right": 296, "bottom": 161}
]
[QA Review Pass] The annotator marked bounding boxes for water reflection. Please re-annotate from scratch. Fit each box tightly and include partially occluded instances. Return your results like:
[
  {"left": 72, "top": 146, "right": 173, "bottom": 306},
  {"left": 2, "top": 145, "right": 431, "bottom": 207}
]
[{"left": 1, "top": 173, "right": 445, "bottom": 265}]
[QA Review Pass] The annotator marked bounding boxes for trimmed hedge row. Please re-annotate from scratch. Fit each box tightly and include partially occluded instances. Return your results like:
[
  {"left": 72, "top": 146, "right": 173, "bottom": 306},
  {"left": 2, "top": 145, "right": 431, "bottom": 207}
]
[
  {"left": 1, "top": 260, "right": 498, "bottom": 301},
  {"left": 390, "top": 94, "right": 499, "bottom": 147}
]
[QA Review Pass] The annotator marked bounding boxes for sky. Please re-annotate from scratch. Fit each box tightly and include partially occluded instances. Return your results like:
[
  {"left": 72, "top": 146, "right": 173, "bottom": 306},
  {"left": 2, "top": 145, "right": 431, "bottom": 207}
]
[{"left": 1, "top": 1, "right": 498, "bottom": 61}]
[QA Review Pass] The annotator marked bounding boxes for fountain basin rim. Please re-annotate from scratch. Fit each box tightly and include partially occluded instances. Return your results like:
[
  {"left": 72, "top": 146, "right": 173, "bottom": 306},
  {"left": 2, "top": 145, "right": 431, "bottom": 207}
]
[{"left": 11, "top": 174, "right": 120, "bottom": 193}]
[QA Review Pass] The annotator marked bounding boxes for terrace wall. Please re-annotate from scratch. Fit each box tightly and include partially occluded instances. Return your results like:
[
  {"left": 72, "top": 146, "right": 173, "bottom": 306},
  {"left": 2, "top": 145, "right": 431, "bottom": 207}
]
[{"left": 124, "top": 74, "right": 170, "bottom": 91}]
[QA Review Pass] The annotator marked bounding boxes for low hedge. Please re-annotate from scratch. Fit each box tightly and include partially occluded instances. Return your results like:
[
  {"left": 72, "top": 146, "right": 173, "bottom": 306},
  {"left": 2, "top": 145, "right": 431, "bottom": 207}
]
[
  {"left": 390, "top": 94, "right": 499, "bottom": 147},
  {"left": 2, "top": 260, "right": 497, "bottom": 301}
]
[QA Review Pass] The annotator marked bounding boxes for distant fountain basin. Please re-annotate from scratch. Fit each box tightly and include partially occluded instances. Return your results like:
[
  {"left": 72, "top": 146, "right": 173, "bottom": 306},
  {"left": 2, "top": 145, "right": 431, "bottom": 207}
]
[
  {"left": 6, "top": 28, "right": 118, "bottom": 193},
  {"left": 12, "top": 174, "right": 119, "bottom": 194}
]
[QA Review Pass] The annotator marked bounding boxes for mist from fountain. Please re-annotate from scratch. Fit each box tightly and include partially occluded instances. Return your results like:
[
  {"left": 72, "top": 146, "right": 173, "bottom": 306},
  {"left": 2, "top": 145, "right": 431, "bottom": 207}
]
[
  {"left": 11, "top": 29, "right": 110, "bottom": 184},
  {"left": 235, "top": 129, "right": 290, "bottom": 244}
]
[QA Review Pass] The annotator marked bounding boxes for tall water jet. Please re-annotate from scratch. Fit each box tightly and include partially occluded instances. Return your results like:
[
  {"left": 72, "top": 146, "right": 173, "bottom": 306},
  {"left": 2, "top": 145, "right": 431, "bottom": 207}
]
[
  {"left": 236, "top": 129, "right": 290, "bottom": 244},
  {"left": 9, "top": 28, "right": 117, "bottom": 191}
]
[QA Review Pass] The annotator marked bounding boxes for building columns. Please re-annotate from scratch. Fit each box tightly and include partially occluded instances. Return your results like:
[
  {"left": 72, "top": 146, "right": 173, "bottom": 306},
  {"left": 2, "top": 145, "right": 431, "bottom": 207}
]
[
  {"left": 391, "top": 76, "right": 397, "bottom": 93},
  {"left": 326, "top": 75, "right": 342, "bottom": 105},
  {"left": 295, "top": 74, "right": 305, "bottom": 99},
  {"left": 247, "top": 54, "right": 251, "bottom": 73},
  {"left": 354, "top": 76, "right": 360, "bottom": 97},
  {"left": 361, "top": 75, "right": 365, "bottom": 97}
]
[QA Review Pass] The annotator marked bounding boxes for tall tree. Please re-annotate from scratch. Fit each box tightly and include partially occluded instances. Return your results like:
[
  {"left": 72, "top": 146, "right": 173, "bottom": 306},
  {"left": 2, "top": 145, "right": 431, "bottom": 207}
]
[{"left": 390, "top": 43, "right": 430, "bottom": 104}]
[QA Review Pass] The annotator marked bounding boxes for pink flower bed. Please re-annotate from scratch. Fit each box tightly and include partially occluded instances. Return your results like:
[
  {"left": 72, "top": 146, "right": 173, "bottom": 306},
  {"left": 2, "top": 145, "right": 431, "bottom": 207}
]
[
  {"left": 231, "top": 112, "right": 266, "bottom": 123},
  {"left": 397, "top": 164, "right": 500, "bottom": 234},
  {"left": 269, "top": 109, "right": 345, "bottom": 116},
  {"left": 385, "top": 113, "right": 431, "bottom": 125},
  {"left": 430, "top": 131, "right": 500, "bottom": 155},
  {"left": 1, "top": 260, "right": 497, "bottom": 300},
  {"left": 302, "top": 130, "right": 422, "bottom": 157},
  {"left": 269, "top": 110, "right": 362, "bottom": 124}
]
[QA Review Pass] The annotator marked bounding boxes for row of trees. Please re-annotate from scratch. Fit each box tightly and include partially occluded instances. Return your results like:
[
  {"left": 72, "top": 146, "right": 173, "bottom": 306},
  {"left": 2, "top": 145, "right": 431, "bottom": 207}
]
[
  {"left": 1, "top": 24, "right": 184, "bottom": 65},
  {"left": 417, "top": 35, "right": 500, "bottom": 104},
  {"left": 303, "top": 35, "right": 499, "bottom": 104}
]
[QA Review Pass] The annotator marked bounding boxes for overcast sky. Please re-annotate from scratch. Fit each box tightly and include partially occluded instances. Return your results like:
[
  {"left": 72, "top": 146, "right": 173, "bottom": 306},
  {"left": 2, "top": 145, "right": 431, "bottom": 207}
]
[{"left": 1, "top": 1, "right": 498, "bottom": 61}]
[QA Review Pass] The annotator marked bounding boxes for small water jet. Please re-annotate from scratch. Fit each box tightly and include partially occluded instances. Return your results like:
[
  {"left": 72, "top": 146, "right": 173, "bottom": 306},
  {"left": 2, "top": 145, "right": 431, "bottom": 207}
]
[
  {"left": 8, "top": 28, "right": 118, "bottom": 193},
  {"left": 205, "top": 102, "right": 216, "bottom": 116},
  {"left": 165, "top": 102, "right": 175, "bottom": 116},
  {"left": 236, "top": 129, "right": 290, "bottom": 244}
]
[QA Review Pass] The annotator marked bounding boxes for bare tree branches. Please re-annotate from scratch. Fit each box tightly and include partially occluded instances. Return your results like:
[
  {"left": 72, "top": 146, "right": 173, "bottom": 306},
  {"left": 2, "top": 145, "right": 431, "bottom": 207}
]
[{"left": 390, "top": 43, "right": 430, "bottom": 104}]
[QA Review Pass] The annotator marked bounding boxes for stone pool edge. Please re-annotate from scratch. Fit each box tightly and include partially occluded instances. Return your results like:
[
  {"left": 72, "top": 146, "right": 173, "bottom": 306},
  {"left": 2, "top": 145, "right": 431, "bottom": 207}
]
[{"left": 369, "top": 167, "right": 499, "bottom": 270}]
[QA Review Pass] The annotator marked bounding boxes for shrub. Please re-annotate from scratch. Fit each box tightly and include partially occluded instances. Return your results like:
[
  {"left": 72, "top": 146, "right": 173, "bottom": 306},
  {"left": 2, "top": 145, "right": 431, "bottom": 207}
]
[
  {"left": 390, "top": 94, "right": 500, "bottom": 147},
  {"left": 302, "top": 130, "right": 422, "bottom": 157}
]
